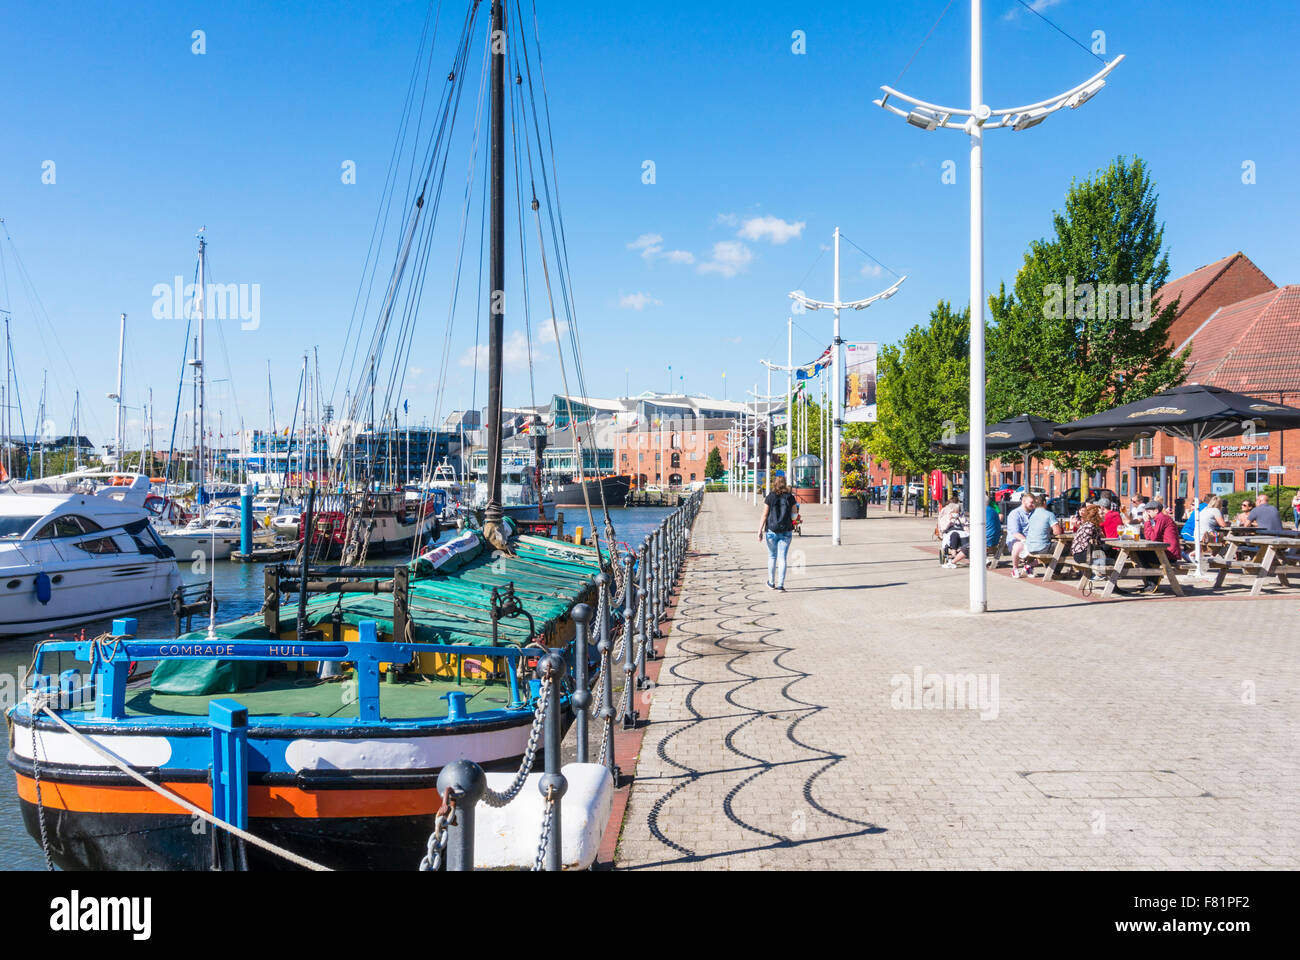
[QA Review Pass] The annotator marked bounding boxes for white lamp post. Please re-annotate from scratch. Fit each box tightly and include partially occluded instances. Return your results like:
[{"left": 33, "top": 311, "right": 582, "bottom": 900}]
[
  {"left": 873, "top": 0, "right": 1123, "bottom": 611},
  {"left": 790, "top": 228, "right": 905, "bottom": 546}
]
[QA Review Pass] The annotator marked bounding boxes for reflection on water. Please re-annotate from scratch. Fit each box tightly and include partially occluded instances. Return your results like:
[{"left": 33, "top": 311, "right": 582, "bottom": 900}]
[{"left": 0, "top": 505, "right": 671, "bottom": 870}]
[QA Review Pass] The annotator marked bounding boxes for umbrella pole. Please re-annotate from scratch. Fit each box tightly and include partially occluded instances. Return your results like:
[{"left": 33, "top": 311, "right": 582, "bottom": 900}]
[{"left": 1193, "top": 440, "right": 1206, "bottom": 579}]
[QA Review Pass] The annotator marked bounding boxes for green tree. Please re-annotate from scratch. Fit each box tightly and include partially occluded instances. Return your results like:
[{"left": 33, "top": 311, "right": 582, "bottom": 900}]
[
  {"left": 867, "top": 301, "right": 972, "bottom": 486},
  {"left": 987, "top": 155, "right": 1188, "bottom": 495},
  {"left": 704, "top": 446, "right": 724, "bottom": 480}
]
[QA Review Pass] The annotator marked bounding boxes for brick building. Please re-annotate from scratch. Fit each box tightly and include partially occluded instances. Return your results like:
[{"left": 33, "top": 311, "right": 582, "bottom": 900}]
[
  {"left": 983, "top": 252, "right": 1296, "bottom": 514},
  {"left": 615, "top": 418, "right": 738, "bottom": 486}
]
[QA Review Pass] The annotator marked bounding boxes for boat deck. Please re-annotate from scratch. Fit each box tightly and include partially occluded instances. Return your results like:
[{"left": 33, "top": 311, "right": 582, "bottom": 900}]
[{"left": 122, "top": 672, "right": 514, "bottom": 720}]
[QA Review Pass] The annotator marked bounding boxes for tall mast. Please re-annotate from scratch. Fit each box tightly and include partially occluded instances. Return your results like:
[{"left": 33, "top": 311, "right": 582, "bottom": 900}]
[
  {"left": 194, "top": 234, "right": 207, "bottom": 513},
  {"left": 4, "top": 312, "right": 11, "bottom": 476},
  {"left": 114, "top": 313, "right": 126, "bottom": 471},
  {"left": 483, "top": 0, "right": 507, "bottom": 545}
]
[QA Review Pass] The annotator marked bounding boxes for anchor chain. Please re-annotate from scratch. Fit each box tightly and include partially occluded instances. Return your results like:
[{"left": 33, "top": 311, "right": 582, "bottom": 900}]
[{"left": 481, "top": 672, "right": 551, "bottom": 808}]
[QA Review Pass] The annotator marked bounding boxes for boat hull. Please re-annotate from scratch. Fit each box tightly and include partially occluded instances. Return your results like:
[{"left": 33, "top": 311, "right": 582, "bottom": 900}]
[
  {"left": 551, "top": 475, "right": 630, "bottom": 508},
  {"left": 0, "top": 559, "right": 180, "bottom": 638},
  {"left": 8, "top": 706, "right": 567, "bottom": 870}
]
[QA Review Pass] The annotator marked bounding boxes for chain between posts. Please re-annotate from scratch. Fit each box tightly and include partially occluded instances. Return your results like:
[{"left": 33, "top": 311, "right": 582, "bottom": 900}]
[{"left": 419, "top": 490, "right": 701, "bottom": 871}]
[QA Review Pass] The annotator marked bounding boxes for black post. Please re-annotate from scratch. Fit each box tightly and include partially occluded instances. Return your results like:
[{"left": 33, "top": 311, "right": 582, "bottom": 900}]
[
  {"left": 620, "top": 553, "right": 638, "bottom": 728},
  {"left": 636, "top": 543, "right": 652, "bottom": 685},
  {"left": 595, "top": 574, "right": 618, "bottom": 780},
  {"left": 570, "top": 602, "right": 592, "bottom": 763},
  {"left": 437, "top": 759, "right": 485, "bottom": 871},
  {"left": 538, "top": 650, "right": 568, "bottom": 871}
]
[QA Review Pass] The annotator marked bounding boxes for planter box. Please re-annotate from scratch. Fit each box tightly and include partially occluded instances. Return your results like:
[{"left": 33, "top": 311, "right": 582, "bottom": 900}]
[
  {"left": 840, "top": 497, "right": 863, "bottom": 519},
  {"left": 794, "top": 487, "right": 820, "bottom": 504}
]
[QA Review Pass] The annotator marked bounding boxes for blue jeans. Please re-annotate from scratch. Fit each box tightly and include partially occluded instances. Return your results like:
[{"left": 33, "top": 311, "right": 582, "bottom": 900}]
[{"left": 765, "top": 531, "right": 792, "bottom": 587}]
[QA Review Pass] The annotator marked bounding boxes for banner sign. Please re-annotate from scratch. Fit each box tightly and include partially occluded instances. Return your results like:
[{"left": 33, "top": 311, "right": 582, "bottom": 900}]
[{"left": 843, "top": 341, "right": 878, "bottom": 423}]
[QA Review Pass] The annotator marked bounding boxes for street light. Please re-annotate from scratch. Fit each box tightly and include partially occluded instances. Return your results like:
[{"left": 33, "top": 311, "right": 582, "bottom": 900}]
[
  {"left": 873, "top": 0, "right": 1123, "bottom": 613},
  {"left": 790, "top": 228, "right": 906, "bottom": 547}
]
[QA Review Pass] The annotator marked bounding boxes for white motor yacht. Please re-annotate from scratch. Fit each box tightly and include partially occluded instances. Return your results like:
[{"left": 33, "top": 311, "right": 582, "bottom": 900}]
[
  {"left": 160, "top": 504, "right": 270, "bottom": 562},
  {"left": 0, "top": 474, "right": 181, "bottom": 637}
]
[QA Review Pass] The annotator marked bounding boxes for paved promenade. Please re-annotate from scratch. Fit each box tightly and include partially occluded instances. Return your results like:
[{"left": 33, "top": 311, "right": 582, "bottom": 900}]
[{"left": 614, "top": 493, "right": 1300, "bottom": 869}]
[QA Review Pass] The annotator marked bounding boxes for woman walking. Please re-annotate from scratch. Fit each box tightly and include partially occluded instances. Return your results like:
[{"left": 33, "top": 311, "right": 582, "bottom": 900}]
[{"left": 759, "top": 474, "right": 799, "bottom": 591}]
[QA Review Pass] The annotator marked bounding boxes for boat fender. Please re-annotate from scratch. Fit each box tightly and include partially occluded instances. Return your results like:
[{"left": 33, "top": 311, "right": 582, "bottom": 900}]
[{"left": 35, "top": 572, "right": 52, "bottom": 605}]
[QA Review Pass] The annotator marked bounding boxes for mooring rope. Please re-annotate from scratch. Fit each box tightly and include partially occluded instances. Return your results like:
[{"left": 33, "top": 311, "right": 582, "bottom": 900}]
[{"left": 28, "top": 697, "right": 332, "bottom": 872}]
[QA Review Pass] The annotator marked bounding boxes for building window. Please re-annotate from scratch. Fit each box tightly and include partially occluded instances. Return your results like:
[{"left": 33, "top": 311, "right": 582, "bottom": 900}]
[
  {"left": 708, "top": 433, "right": 714, "bottom": 441},
  {"left": 1120, "top": 473, "right": 1129, "bottom": 497},
  {"left": 690, "top": 473, "right": 696, "bottom": 481},
  {"left": 1244, "top": 469, "right": 1270, "bottom": 491},
  {"left": 1134, "top": 436, "right": 1153, "bottom": 459},
  {"left": 670, "top": 453, "right": 680, "bottom": 468},
  {"left": 1210, "top": 470, "right": 1235, "bottom": 495},
  {"left": 1178, "top": 470, "right": 1188, "bottom": 498}
]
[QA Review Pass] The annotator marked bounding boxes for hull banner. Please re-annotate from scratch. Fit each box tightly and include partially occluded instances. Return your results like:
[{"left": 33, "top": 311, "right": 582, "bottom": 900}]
[{"left": 843, "top": 342, "right": 878, "bottom": 423}]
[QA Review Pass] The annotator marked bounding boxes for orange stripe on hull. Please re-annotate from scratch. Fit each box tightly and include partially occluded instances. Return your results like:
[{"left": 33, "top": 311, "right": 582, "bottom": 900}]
[{"left": 15, "top": 775, "right": 441, "bottom": 819}]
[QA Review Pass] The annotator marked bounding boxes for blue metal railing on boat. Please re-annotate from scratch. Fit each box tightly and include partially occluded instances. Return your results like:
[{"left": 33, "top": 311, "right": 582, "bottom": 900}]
[{"left": 29, "top": 618, "right": 550, "bottom": 724}]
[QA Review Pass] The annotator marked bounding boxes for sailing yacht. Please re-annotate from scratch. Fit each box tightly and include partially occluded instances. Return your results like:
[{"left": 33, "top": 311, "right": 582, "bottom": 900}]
[{"left": 0, "top": 473, "right": 180, "bottom": 636}]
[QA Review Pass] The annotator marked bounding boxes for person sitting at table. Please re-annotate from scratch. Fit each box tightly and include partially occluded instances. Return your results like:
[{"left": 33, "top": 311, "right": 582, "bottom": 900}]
[
  {"left": 1291, "top": 489, "right": 1300, "bottom": 529},
  {"left": 1070, "top": 504, "right": 1106, "bottom": 578},
  {"left": 1179, "top": 495, "right": 1208, "bottom": 543},
  {"left": 1136, "top": 500, "right": 1181, "bottom": 594},
  {"left": 1017, "top": 496, "right": 1061, "bottom": 579},
  {"left": 984, "top": 494, "right": 1002, "bottom": 563},
  {"left": 1128, "top": 495, "right": 1149, "bottom": 523},
  {"left": 936, "top": 495, "right": 969, "bottom": 568},
  {"left": 1248, "top": 492, "right": 1284, "bottom": 534},
  {"left": 1199, "top": 495, "right": 1227, "bottom": 543},
  {"left": 1097, "top": 497, "right": 1123, "bottom": 539},
  {"left": 1006, "top": 493, "right": 1035, "bottom": 577},
  {"left": 1234, "top": 498, "right": 1255, "bottom": 527}
]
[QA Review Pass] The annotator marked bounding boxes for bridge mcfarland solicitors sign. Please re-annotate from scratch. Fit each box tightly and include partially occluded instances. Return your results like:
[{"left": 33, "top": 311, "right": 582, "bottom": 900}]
[{"left": 1206, "top": 443, "right": 1270, "bottom": 459}]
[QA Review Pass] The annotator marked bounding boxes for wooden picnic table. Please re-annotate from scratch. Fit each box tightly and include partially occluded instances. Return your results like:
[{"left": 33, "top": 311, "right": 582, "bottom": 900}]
[
  {"left": 1213, "top": 534, "right": 1300, "bottom": 595},
  {"left": 1100, "top": 538, "right": 1186, "bottom": 598}
]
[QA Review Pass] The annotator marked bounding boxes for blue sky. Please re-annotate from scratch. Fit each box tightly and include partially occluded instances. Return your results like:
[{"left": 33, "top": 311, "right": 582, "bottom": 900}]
[{"left": 2, "top": 0, "right": 1297, "bottom": 448}]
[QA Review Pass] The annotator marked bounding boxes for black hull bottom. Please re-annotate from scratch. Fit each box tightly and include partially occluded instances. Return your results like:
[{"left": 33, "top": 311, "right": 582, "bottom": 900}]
[
  {"left": 551, "top": 475, "right": 631, "bottom": 508},
  {"left": 20, "top": 802, "right": 439, "bottom": 871}
]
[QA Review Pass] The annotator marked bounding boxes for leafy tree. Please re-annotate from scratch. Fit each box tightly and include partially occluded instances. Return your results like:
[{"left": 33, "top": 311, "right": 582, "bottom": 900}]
[
  {"left": 987, "top": 155, "right": 1187, "bottom": 496},
  {"left": 867, "top": 301, "right": 972, "bottom": 487},
  {"left": 704, "top": 446, "right": 724, "bottom": 480}
]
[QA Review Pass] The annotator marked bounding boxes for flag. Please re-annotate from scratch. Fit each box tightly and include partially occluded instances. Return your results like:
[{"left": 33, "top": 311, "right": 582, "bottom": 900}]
[{"left": 794, "top": 346, "right": 832, "bottom": 380}]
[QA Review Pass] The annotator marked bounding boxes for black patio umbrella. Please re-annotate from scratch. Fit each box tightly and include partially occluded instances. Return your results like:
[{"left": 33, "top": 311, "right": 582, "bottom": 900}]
[
  {"left": 1053, "top": 384, "right": 1300, "bottom": 571},
  {"left": 930, "top": 414, "right": 1115, "bottom": 455},
  {"left": 929, "top": 415, "right": 1116, "bottom": 514}
]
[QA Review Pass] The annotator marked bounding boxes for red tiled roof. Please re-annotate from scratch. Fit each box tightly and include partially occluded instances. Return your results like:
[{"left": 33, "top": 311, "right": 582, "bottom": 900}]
[
  {"left": 1156, "top": 252, "right": 1268, "bottom": 316},
  {"left": 1182, "top": 285, "right": 1300, "bottom": 394}
]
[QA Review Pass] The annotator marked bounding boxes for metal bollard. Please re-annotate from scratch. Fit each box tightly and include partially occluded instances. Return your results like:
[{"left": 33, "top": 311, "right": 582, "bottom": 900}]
[
  {"left": 637, "top": 544, "right": 653, "bottom": 682},
  {"left": 437, "top": 759, "right": 486, "bottom": 871},
  {"left": 620, "top": 553, "right": 638, "bottom": 728},
  {"left": 570, "top": 601, "right": 592, "bottom": 763},
  {"left": 538, "top": 650, "right": 568, "bottom": 871},
  {"left": 595, "top": 574, "right": 618, "bottom": 780}
]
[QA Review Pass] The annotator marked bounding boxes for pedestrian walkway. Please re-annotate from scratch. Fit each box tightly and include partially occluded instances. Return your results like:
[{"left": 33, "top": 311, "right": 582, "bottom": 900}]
[{"left": 614, "top": 493, "right": 1300, "bottom": 869}]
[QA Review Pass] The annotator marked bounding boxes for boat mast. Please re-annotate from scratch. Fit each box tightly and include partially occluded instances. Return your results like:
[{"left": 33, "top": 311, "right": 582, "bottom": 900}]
[
  {"left": 114, "top": 313, "right": 126, "bottom": 472},
  {"left": 4, "top": 311, "right": 10, "bottom": 477},
  {"left": 193, "top": 234, "right": 207, "bottom": 514},
  {"left": 483, "top": 0, "right": 507, "bottom": 545}
]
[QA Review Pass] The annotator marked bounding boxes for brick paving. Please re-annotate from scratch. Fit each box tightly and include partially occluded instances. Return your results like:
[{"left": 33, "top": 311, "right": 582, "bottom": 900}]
[{"left": 613, "top": 493, "right": 1300, "bottom": 870}]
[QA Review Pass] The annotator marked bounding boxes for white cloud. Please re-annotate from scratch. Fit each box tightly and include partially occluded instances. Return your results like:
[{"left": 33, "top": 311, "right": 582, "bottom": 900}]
[
  {"left": 619, "top": 292, "right": 661, "bottom": 310},
  {"left": 715, "top": 213, "right": 739, "bottom": 227},
  {"left": 458, "top": 325, "right": 564, "bottom": 372},
  {"left": 628, "top": 232, "right": 693, "bottom": 265},
  {"left": 698, "top": 241, "right": 754, "bottom": 278},
  {"left": 737, "top": 215, "right": 805, "bottom": 245},
  {"left": 860, "top": 263, "right": 883, "bottom": 278}
]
